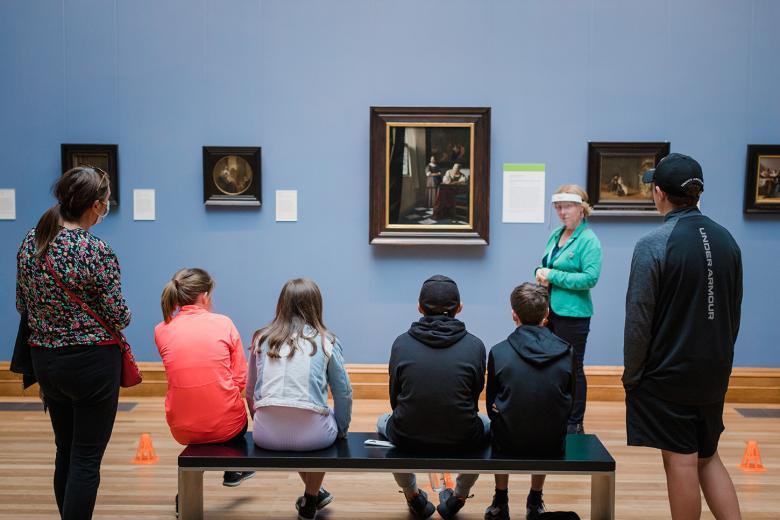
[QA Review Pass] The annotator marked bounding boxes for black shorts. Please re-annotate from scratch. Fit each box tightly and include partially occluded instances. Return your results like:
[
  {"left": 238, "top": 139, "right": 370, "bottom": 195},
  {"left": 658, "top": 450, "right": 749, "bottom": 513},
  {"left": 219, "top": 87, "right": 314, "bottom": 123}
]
[{"left": 626, "top": 386, "right": 724, "bottom": 458}]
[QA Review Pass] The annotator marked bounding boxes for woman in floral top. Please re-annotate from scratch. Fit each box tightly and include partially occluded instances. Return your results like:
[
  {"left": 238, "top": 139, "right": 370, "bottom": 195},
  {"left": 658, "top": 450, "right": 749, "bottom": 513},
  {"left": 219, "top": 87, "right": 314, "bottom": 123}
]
[{"left": 16, "top": 166, "right": 130, "bottom": 520}]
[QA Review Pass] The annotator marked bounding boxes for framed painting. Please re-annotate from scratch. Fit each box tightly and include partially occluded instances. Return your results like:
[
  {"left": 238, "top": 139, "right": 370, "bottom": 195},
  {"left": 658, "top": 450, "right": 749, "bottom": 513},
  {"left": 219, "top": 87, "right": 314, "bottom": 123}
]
[
  {"left": 203, "top": 146, "right": 261, "bottom": 206},
  {"left": 369, "top": 107, "right": 490, "bottom": 245},
  {"left": 745, "top": 144, "right": 780, "bottom": 214},
  {"left": 586, "top": 141, "right": 670, "bottom": 216},
  {"left": 61, "top": 144, "right": 119, "bottom": 207}
]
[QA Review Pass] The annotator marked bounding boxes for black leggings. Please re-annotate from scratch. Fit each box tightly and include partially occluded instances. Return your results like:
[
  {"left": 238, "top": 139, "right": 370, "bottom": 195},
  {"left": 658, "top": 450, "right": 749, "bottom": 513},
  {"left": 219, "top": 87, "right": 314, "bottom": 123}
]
[
  {"left": 548, "top": 312, "right": 591, "bottom": 426},
  {"left": 223, "top": 422, "right": 248, "bottom": 445},
  {"left": 31, "top": 345, "right": 121, "bottom": 520}
]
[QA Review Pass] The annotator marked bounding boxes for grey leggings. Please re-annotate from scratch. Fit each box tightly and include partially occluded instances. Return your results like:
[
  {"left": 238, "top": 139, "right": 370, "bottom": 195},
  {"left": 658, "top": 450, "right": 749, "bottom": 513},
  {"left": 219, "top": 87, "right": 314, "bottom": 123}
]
[{"left": 376, "top": 413, "right": 490, "bottom": 497}]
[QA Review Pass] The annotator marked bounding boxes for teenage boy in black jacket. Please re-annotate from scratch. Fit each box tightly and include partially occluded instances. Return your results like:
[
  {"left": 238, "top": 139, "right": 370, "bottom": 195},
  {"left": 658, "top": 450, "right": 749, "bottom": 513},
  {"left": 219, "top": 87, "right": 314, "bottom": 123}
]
[
  {"left": 484, "top": 283, "right": 575, "bottom": 520},
  {"left": 624, "top": 153, "right": 743, "bottom": 519},
  {"left": 377, "top": 275, "right": 488, "bottom": 520}
]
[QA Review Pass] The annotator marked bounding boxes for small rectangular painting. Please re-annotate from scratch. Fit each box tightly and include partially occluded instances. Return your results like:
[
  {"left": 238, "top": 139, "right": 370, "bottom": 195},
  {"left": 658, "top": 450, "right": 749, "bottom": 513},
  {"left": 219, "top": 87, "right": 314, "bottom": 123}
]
[
  {"left": 203, "top": 146, "right": 262, "bottom": 206},
  {"left": 61, "top": 144, "right": 119, "bottom": 207},
  {"left": 370, "top": 107, "right": 490, "bottom": 245},
  {"left": 745, "top": 145, "right": 780, "bottom": 213},
  {"left": 587, "top": 142, "right": 670, "bottom": 216}
]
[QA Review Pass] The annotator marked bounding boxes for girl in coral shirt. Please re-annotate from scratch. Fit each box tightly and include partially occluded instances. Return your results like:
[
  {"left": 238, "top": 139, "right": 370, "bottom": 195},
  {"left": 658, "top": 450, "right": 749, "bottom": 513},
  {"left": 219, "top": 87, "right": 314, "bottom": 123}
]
[{"left": 154, "top": 268, "right": 254, "bottom": 501}]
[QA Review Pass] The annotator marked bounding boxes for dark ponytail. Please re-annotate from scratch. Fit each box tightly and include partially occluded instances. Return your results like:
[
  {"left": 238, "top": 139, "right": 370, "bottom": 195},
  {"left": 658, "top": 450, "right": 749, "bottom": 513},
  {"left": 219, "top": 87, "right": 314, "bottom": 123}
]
[
  {"left": 34, "top": 167, "right": 109, "bottom": 258},
  {"left": 34, "top": 205, "right": 63, "bottom": 258}
]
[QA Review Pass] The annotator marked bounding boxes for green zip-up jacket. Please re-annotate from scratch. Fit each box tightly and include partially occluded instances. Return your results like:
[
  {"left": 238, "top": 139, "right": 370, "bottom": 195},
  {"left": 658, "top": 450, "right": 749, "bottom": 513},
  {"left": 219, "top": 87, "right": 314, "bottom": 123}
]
[{"left": 536, "top": 221, "right": 602, "bottom": 318}]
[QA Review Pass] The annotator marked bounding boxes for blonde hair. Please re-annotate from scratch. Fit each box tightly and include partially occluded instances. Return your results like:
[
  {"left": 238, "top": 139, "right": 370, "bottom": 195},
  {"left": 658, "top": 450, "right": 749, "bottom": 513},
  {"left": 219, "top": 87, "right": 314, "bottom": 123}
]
[
  {"left": 160, "top": 268, "right": 215, "bottom": 323},
  {"left": 554, "top": 184, "right": 592, "bottom": 218},
  {"left": 252, "top": 278, "right": 336, "bottom": 359}
]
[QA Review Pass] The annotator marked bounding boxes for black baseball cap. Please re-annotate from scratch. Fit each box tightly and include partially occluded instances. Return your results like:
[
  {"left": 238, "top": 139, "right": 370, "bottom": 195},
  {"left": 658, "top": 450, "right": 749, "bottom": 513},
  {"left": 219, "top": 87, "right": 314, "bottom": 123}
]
[
  {"left": 642, "top": 153, "right": 704, "bottom": 197},
  {"left": 419, "top": 275, "right": 460, "bottom": 316}
]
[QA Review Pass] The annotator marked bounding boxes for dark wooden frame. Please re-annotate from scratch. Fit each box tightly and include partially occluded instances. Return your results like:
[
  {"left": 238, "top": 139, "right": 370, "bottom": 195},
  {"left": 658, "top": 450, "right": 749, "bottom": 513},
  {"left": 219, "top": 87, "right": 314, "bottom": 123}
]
[
  {"left": 587, "top": 141, "right": 670, "bottom": 216},
  {"left": 203, "top": 146, "right": 262, "bottom": 206},
  {"left": 745, "top": 144, "right": 780, "bottom": 214},
  {"left": 369, "top": 107, "right": 490, "bottom": 245},
  {"left": 61, "top": 144, "right": 119, "bottom": 207}
]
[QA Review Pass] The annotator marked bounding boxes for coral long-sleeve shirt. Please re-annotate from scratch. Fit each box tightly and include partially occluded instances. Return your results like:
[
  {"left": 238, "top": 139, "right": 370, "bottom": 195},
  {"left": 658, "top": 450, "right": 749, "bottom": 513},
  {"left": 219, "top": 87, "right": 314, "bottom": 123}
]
[{"left": 154, "top": 305, "right": 248, "bottom": 445}]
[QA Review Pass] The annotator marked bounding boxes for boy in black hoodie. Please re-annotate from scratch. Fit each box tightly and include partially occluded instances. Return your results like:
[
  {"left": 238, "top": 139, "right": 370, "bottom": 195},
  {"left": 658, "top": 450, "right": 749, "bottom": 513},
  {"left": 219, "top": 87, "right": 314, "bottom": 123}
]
[
  {"left": 377, "top": 275, "right": 488, "bottom": 520},
  {"left": 484, "top": 283, "right": 575, "bottom": 520}
]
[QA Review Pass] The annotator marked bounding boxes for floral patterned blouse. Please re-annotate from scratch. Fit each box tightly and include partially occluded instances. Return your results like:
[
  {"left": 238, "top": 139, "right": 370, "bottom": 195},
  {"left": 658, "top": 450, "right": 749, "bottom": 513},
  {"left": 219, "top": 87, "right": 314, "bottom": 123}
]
[{"left": 16, "top": 227, "right": 131, "bottom": 348}]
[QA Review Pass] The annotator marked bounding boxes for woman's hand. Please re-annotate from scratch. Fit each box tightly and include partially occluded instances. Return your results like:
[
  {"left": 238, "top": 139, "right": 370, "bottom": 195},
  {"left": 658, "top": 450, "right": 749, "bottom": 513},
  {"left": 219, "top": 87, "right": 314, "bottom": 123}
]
[{"left": 536, "top": 268, "right": 551, "bottom": 286}]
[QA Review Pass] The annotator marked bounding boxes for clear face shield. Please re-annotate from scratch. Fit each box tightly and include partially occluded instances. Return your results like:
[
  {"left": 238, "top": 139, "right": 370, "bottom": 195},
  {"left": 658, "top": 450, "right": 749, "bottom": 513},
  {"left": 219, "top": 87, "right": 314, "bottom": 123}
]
[{"left": 548, "top": 192, "right": 583, "bottom": 228}]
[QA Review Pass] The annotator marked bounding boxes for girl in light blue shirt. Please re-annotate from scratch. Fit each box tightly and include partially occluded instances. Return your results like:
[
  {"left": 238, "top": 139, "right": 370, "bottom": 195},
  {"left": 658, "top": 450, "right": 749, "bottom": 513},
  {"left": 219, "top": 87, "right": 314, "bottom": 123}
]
[{"left": 247, "top": 278, "right": 352, "bottom": 520}]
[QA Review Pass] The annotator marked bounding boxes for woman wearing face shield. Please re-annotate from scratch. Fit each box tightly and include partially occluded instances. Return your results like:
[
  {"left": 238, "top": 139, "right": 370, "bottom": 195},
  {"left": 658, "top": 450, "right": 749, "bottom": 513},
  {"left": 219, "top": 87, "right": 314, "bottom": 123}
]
[
  {"left": 535, "top": 184, "right": 602, "bottom": 436},
  {"left": 15, "top": 166, "right": 130, "bottom": 519}
]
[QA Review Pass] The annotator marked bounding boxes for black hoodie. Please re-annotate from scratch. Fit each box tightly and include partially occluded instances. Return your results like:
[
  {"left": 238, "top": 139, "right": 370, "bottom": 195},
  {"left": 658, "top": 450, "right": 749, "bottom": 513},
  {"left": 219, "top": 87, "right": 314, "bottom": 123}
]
[
  {"left": 386, "top": 315, "right": 486, "bottom": 451},
  {"left": 487, "top": 325, "right": 574, "bottom": 456}
]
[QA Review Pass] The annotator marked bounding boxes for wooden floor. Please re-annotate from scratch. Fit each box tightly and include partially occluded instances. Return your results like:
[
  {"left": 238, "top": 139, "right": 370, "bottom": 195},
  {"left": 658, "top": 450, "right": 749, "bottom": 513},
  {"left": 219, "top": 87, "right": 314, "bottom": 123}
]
[{"left": 0, "top": 398, "right": 777, "bottom": 519}]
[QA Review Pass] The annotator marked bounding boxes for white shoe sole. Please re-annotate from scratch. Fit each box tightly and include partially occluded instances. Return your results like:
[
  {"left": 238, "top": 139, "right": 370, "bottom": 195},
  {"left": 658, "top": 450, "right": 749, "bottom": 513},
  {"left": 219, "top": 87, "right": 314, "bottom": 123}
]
[{"left": 222, "top": 472, "right": 255, "bottom": 487}]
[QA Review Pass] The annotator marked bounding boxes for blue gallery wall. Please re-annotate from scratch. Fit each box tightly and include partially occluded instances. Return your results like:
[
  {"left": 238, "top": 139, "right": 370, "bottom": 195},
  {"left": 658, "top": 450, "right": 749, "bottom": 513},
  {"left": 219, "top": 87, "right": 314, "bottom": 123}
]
[{"left": 0, "top": 0, "right": 778, "bottom": 365}]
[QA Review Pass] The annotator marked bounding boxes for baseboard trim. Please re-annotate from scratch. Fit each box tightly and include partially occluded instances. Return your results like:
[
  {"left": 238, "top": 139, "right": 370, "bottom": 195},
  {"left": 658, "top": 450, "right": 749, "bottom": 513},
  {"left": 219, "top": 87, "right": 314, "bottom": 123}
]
[{"left": 2, "top": 362, "right": 778, "bottom": 403}]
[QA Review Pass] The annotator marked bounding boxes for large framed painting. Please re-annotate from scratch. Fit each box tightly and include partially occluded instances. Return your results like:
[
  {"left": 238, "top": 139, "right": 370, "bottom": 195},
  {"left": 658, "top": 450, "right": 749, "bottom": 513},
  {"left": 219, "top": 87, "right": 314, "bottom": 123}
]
[
  {"left": 587, "top": 141, "right": 670, "bottom": 216},
  {"left": 203, "top": 146, "right": 262, "bottom": 206},
  {"left": 61, "top": 144, "right": 119, "bottom": 207},
  {"left": 369, "top": 107, "right": 490, "bottom": 245},
  {"left": 745, "top": 144, "right": 780, "bottom": 214}
]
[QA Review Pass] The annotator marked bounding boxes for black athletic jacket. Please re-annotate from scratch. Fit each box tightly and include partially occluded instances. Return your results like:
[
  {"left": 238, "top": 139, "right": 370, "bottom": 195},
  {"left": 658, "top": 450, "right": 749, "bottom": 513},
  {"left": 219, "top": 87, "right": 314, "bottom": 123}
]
[
  {"left": 386, "top": 315, "right": 486, "bottom": 451},
  {"left": 623, "top": 207, "right": 743, "bottom": 405},
  {"left": 487, "top": 325, "right": 574, "bottom": 456}
]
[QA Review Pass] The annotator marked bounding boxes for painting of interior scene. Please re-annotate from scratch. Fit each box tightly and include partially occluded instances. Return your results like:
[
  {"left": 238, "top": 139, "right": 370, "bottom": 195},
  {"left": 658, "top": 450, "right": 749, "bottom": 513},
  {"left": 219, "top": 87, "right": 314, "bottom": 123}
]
[
  {"left": 213, "top": 155, "right": 253, "bottom": 196},
  {"left": 756, "top": 156, "right": 780, "bottom": 203},
  {"left": 387, "top": 126, "right": 471, "bottom": 226},
  {"left": 599, "top": 153, "right": 656, "bottom": 202}
]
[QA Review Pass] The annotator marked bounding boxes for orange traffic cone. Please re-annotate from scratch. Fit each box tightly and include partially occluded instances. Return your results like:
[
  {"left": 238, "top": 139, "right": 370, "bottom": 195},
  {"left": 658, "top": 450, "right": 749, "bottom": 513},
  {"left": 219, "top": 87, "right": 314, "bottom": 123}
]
[
  {"left": 426, "top": 473, "right": 456, "bottom": 492},
  {"left": 133, "top": 433, "right": 159, "bottom": 464},
  {"left": 739, "top": 440, "right": 766, "bottom": 472},
  {"left": 443, "top": 473, "right": 455, "bottom": 489}
]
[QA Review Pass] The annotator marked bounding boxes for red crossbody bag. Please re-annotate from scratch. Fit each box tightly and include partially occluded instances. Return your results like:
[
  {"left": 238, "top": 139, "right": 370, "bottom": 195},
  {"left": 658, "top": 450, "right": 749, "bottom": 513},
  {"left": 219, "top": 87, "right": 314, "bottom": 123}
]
[{"left": 45, "top": 256, "right": 142, "bottom": 388}]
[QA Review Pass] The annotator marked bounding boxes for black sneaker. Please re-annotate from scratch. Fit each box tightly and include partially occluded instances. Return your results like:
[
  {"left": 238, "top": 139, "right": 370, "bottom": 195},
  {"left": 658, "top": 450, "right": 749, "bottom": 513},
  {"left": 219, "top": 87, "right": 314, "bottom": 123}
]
[
  {"left": 405, "top": 489, "right": 436, "bottom": 519},
  {"left": 296, "top": 494, "right": 318, "bottom": 520},
  {"left": 526, "top": 500, "right": 547, "bottom": 520},
  {"left": 295, "top": 488, "right": 333, "bottom": 511},
  {"left": 222, "top": 471, "right": 255, "bottom": 487},
  {"left": 484, "top": 493, "right": 509, "bottom": 520},
  {"left": 437, "top": 488, "right": 466, "bottom": 519}
]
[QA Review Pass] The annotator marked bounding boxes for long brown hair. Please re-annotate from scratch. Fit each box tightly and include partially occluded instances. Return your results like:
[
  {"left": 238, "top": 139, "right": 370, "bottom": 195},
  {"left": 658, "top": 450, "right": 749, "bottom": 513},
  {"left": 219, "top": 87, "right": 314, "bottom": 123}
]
[
  {"left": 34, "top": 167, "right": 109, "bottom": 258},
  {"left": 160, "top": 268, "right": 215, "bottom": 323},
  {"left": 252, "top": 278, "right": 336, "bottom": 359}
]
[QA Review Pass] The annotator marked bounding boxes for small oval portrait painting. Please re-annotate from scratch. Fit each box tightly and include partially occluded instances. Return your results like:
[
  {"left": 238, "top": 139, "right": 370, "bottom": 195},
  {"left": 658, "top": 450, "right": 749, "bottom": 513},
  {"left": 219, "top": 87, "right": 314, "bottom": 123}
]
[{"left": 213, "top": 156, "right": 253, "bottom": 195}]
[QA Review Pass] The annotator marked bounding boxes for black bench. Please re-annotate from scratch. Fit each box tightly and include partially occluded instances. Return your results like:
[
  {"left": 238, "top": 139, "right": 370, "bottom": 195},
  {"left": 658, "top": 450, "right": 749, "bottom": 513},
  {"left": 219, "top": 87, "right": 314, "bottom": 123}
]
[{"left": 178, "top": 432, "right": 615, "bottom": 519}]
